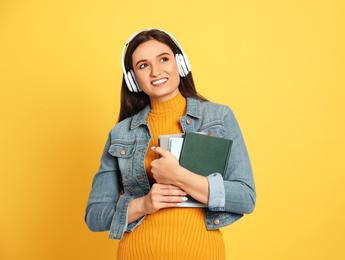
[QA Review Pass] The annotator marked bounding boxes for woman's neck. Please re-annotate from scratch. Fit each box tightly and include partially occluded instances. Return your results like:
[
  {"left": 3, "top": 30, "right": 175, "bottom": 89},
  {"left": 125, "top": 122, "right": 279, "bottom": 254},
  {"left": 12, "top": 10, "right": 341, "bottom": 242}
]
[{"left": 149, "top": 92, "right": 186, "bottom": 117}]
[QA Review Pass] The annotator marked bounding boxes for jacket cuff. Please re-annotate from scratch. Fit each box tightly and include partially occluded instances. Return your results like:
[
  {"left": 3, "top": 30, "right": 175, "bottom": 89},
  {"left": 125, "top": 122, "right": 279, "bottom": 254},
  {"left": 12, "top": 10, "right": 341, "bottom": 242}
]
[
  {"left": 207, "top": 173, "right": 225, "bottom": 211},
  {"left": 108, "top": 193, "right": 133, "bottom": 240}
]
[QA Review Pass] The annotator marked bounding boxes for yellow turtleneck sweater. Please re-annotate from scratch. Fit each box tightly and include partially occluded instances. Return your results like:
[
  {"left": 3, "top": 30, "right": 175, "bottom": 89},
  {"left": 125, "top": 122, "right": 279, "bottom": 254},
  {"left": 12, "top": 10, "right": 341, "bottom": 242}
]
[{"left": 117, "top": 93, "right": 225, "bottom": 260}]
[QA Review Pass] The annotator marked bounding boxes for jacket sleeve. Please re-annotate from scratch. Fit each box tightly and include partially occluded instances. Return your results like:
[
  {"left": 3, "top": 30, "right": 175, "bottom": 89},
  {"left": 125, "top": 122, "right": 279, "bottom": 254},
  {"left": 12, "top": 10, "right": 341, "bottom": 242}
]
[
  {"left": 84, "top": 132, "right": 134, "bottom": 240},
  {"left": 207, "top": 106, "right": 256, "bottom": 214}
]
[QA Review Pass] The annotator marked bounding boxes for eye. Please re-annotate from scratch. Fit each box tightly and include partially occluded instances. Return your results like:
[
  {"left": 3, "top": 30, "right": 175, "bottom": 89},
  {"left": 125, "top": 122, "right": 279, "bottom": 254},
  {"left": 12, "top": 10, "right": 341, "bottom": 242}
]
[
  {"left": 139, "top": 63, "right": 148, "bottom": 69},
  {"left": 160, "top": 57, "right": 169, "bottom": 62}
]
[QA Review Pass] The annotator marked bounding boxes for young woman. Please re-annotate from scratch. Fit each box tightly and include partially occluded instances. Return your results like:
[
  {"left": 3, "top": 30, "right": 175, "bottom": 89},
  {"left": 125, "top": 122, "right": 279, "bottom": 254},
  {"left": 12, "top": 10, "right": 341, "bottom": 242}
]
[{"left": 85, "top": 29, "right": 256, "bottom": 259}]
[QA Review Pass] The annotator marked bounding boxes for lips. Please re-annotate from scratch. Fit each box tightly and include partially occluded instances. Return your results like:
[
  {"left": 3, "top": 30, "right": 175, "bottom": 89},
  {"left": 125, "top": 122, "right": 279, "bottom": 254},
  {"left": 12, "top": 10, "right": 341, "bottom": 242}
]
[{"left": 151, "top": 78, "right": 168, "bottom": 86}]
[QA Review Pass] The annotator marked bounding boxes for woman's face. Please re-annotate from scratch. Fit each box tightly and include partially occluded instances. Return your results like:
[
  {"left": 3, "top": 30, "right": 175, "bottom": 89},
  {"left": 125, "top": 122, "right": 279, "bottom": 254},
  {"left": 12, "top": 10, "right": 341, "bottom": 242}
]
[{"left": 131, "top": 40, "right": 180, "bottom": 102}]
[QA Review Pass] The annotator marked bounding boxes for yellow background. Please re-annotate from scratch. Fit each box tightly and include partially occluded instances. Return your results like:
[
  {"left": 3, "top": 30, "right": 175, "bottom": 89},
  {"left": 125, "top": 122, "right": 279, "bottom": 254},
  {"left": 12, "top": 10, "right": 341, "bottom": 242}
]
[{"left": 1, "top": 0, "right": 344, "bottom": 259}]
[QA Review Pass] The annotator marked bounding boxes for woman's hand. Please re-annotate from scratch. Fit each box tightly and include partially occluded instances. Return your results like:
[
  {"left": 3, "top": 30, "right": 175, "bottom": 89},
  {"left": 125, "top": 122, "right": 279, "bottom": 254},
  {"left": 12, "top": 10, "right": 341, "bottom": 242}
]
[
  {"left": 151, "top": 146, "right": 210, "bottom": 206},
  {"left": 142, "top": 183, "right": 187, "bottom": 214},
  {"left": 127, "top": 183, "right": 187, "bottom": 224},
  {"left": 150, "top": 146, "right": 181, "bottom": 185}
]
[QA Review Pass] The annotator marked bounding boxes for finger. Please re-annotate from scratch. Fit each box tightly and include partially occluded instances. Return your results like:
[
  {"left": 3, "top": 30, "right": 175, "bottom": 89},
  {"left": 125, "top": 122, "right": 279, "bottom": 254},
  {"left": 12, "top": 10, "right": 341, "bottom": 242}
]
[
  {"left": 151, "top": 146, "right": 168, "bottom": 157},
  {"left": 158, "top": 184, "right": 186, "bottom": 194},
  {"left": 160, "top": 195, "right": 188, "bottom": 203},
  {"left": 151, "top": 185, "right": 187, "bottom": 197},
  {"left": 156, "top": 184, "right": 183, "bottom": 190},
  {"left": 161, "top": 189, "right": 187, "bottom": 196},
  {"left": 151, "top": 184, "right": 186, "bottom": 196},
  {"left": 159, "top": 195, "right": 188, "bottom": 208}
]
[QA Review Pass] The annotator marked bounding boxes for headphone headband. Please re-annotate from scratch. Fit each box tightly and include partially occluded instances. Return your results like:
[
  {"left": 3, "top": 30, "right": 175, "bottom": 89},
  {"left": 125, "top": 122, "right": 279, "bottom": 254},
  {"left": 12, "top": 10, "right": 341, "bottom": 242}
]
[{"left": 121, "top": 28, "right": 191, "bottom": 92}]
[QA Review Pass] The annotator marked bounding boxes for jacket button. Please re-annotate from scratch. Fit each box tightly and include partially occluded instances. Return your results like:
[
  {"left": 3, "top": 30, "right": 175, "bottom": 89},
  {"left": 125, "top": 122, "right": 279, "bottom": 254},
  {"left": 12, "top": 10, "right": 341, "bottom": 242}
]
[
  {"left": 120, "top": 147, "right": 126, "bottom": 155},
  {"left": 214, "top": 219, "right": 220, "bottom": 225},
  {"left": 186, "top": 119, "right": 191, "bottom": 125}
]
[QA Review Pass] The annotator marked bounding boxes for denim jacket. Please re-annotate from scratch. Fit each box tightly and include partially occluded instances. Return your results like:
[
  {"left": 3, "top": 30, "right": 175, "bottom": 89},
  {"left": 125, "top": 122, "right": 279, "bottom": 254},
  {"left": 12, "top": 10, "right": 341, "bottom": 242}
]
[{"left": 85, "top": 97, "right": 256, "bottom": 240}]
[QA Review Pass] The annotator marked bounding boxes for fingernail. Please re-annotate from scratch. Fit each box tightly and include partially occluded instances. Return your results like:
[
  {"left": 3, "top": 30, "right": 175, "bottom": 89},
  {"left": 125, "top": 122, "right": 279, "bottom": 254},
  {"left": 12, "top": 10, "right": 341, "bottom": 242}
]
[
  {"left": 182, "top": 197, "right": 188, "bottom": 201},
  {"left": 177, "top": 203, "right": 181, "bottom": 206},
  {"left": 151, "top": 146, "right": 156, "bottom": 151}
]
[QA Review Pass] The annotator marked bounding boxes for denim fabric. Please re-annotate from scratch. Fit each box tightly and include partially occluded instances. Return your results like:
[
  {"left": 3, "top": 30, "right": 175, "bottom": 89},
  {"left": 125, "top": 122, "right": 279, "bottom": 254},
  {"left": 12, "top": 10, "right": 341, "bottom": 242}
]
[{"left": 85, "top": 97, "right": 256, "bottom": 240}]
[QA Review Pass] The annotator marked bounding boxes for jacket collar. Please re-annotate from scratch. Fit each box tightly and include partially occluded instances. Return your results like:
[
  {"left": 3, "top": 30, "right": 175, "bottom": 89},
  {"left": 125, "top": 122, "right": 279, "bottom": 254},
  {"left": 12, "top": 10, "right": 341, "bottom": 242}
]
[
  {"left": 185, "top": 97, "right": 201, "bottom": 119},
  {"left": 130, "top": 97, "right": 201, "bottom": 130}
]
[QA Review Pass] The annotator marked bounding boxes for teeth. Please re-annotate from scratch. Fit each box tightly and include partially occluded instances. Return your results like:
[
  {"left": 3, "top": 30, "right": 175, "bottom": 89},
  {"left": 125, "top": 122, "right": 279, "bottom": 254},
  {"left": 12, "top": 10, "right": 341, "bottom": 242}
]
[{"left": 152, "top": 78, "right": 167, "bottom": 85}]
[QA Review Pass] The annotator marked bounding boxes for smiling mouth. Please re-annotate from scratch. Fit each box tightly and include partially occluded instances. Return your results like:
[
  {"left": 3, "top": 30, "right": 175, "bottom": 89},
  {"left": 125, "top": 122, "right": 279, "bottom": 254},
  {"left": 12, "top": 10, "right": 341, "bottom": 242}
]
[{"left": 151, "top": 78, "right": 168, "bottom": 86}]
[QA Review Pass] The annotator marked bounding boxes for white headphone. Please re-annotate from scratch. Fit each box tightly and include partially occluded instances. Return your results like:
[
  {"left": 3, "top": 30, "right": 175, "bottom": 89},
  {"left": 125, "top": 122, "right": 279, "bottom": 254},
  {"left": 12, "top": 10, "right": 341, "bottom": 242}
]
[{"left": 121, "top": 28, "right": 192, "bottom": 92}]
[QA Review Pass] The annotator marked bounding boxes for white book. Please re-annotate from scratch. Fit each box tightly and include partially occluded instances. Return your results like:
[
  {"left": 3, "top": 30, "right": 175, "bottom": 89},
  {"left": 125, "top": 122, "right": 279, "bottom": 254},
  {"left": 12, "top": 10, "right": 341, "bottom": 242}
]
[
  {"left": 169, "top": 137, "right": 184, "bottom": 161},
  {"left": 158, "top": 133, "right": 184, "bottom": 152}
]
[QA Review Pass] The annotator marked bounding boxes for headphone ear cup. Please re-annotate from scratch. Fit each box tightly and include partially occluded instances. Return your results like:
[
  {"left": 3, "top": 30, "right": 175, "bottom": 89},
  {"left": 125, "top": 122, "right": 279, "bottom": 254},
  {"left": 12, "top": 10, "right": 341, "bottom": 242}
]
[
  {"left": 179, "top": 54, "right": 189, "bottom": 76},
  {"left": 176, "top": 53, "right": 190, "bottom": 77},
  {"left": 129, "top": 70, "right": 142, "bottom": 92},
  {"left": 124, "top": 72, "right": 134, "bottom": 92},
  {"left": 127, "top": 70, "right": 137, "bottom": 92},
  {"left": 175, "top": 54, "right": 185, "bottom": 77}
]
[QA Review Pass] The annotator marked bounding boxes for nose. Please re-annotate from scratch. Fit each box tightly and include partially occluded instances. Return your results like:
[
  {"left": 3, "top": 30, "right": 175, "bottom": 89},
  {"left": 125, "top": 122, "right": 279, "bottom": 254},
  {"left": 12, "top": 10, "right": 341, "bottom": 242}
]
[{"left": 150, "top": 63, "right": 161, "bottom": 77}]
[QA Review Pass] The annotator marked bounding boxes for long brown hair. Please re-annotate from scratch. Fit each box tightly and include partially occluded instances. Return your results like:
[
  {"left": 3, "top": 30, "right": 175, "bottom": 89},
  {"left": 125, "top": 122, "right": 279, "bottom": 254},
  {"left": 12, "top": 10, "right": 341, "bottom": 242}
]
[{"left": 118, "top": 29, "right": 208, "bottom": 122}]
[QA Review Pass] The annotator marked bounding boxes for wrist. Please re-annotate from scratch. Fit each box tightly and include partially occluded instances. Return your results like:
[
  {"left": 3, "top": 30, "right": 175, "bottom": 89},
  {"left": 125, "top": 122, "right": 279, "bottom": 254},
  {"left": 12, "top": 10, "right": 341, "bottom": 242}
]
[
  {"left": 174, "top": 165, "right": 188, "bottom": 188},
  {"left": 136, "top": 196, "right": 146, "bottom": 216},
  {"left": 128, "top": 197, "right": 146, "bottom": 224}
]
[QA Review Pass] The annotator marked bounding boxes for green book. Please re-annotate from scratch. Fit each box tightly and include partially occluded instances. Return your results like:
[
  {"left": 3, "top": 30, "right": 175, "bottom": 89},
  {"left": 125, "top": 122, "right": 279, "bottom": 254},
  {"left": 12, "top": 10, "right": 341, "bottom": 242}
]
[{"left": 178, "top": 132, "right": 233, "bottom": 207}]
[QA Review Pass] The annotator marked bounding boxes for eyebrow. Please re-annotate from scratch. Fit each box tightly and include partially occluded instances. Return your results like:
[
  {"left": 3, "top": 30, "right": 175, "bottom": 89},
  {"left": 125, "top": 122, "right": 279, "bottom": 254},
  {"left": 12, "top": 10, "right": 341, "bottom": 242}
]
[{"left": 135, "top": 52, "right": 171, "bottom": 67}]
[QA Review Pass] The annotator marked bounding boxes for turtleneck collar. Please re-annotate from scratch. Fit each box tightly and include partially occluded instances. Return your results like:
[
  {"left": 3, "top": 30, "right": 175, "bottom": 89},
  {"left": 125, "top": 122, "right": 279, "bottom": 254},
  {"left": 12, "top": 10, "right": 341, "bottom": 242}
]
[{"left": 149, "top": 92, "right": 186, "bottom": 117}]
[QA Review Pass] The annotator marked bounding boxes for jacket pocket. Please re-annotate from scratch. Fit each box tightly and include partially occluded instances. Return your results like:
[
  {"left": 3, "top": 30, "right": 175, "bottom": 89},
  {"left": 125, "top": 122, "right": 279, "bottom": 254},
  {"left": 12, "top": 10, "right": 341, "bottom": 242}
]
[
  {"left": 108, "top": 140, "right": 136, "bottom": 179},
  {"left": 199, "top": 121, "right": 226, "bottom": 138}
]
